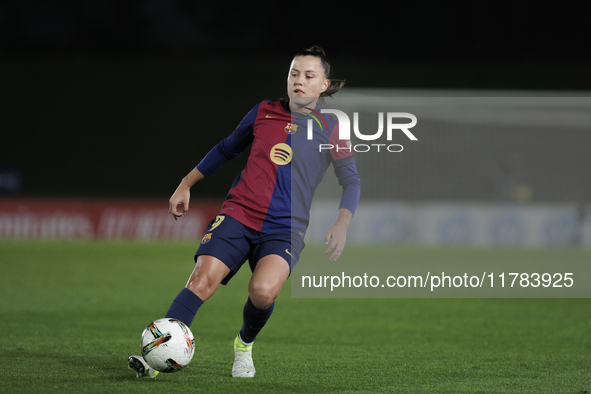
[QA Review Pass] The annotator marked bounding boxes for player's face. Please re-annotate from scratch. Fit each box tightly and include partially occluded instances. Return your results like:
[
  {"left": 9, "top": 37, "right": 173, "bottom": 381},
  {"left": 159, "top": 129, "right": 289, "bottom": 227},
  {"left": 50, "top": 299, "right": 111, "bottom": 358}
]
[{"left": 287, "top": 56, "right": 329, "bottom": 108}]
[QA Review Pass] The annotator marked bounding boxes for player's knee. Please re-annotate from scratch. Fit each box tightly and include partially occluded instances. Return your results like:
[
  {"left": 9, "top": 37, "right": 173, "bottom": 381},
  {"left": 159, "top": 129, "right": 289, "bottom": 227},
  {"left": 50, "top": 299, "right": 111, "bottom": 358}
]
[
  {"left": 248, "top": 282, "right": 278, "bottom": 309},
  {"left": 187, "top": 271, "right": 217, "bottom": 300},
  {"left": 250, "top": 294, "right": 276, "bottom": 310}
]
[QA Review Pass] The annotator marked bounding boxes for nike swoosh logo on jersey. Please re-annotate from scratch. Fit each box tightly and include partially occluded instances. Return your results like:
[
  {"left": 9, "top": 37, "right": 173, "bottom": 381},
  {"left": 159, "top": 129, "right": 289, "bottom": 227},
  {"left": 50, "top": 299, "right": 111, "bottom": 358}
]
[
  {"left": 266, "top": 114, "right": 274, "bottom": 118},
  {"left": 285, "top": 249, "right": 293, "bottom": 257}
]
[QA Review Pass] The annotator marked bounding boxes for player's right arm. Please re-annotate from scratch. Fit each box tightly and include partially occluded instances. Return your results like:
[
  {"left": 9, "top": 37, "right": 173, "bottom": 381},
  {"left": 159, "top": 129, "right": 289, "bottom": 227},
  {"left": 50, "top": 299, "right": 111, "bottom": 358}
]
[
  {"left": 168, "top": 101, "right": 265, "bottom": 220},
  {"left": 193, "top": 101, "right": 264, "bottom": 177},
  {"left": 169, "top": 167, "right": 205, "bottom": 220}
]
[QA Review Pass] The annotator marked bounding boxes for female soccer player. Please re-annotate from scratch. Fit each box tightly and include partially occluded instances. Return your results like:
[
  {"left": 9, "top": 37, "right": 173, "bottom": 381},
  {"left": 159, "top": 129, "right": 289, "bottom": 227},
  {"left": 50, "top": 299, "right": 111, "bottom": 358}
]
[{"left": 129, "top": 46, "right": 360, "bottom": 378}]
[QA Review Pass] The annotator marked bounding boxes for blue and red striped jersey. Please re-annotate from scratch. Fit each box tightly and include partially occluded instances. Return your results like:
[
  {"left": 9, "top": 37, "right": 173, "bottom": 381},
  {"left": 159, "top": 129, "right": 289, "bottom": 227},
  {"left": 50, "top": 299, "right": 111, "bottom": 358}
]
[{"left": 197, "top": 100, "right": 360, "bottom": 237}]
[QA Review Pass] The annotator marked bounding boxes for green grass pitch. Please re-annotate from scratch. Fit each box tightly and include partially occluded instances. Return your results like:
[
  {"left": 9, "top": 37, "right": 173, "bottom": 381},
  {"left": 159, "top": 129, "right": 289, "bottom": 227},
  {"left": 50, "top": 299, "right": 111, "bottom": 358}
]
[{"left": 1, "top": 241, "right": 590, "bottom": 393}]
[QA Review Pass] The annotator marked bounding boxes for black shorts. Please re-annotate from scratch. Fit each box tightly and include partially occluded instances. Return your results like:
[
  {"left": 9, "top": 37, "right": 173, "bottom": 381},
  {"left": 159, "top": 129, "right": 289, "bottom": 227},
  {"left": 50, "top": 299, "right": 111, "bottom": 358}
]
[{"left": 195, "top": 214, "right": 305, "bottom": 285}]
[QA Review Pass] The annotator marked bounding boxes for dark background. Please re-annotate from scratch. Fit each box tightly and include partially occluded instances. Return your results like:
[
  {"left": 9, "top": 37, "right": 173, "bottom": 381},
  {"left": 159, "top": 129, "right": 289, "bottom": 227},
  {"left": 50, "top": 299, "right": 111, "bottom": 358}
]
[{"left": 1, "top": 1, "right": 590, "bottom": 200}]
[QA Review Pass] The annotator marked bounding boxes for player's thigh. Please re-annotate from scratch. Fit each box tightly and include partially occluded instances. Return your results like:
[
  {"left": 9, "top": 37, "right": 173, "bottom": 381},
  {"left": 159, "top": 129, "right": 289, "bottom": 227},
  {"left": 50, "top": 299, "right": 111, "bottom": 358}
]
[
  {"left": 248, "top": 254, "right": 290, "bottom": 309},
  {"left": 185, "top": 254, "right": 231, "bottom": 301}
]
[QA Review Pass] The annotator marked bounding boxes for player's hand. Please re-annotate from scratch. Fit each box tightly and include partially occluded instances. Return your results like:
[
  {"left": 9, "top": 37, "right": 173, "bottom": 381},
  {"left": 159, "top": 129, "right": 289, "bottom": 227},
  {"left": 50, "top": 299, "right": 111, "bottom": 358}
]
[
  {"left": 324, "top": 223, "right": 347, "bottom": 261},
  {"left": 168, "top": 185, "right": 190, "bottom": 220}
]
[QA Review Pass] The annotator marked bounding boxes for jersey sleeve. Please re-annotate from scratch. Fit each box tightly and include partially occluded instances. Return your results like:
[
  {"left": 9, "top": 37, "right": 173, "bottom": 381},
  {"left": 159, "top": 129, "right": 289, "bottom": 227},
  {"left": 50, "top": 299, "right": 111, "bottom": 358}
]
[
  {"left": 328, "top": 122, "right": 360, "bottom": 215},
  {"left": 334, "top": 160, "right": 361, "bottom": 215},
  {"left": 196, "top": 102, "right": 264, "bottom": 176},
  {"left": 328, "top": 122, "right": 354, "bottom": 163}
]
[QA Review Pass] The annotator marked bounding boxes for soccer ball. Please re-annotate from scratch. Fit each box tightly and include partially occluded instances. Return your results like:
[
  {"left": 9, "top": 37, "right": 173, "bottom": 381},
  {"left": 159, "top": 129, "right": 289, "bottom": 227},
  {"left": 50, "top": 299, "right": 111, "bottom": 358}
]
[{"left": 140, "top": 318, "right": 195, "bottom": 373}]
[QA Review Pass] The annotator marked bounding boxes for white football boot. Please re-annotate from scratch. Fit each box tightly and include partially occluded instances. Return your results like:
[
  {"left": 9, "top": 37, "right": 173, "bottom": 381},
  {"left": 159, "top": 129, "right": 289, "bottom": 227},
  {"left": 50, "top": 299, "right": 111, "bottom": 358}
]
[
  {"left": 232, "top": 335, "right": 255, "bottom": 378},
  {"left": 128, "top": 355, "right": 159, "bottom": 378}
]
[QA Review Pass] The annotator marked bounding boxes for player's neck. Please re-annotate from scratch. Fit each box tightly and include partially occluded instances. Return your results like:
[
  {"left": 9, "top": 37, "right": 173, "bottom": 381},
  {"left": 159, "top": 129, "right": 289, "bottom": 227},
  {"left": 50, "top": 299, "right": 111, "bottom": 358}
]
[{"left": 289, "top": 98, "right": 319, "bottom": 114}]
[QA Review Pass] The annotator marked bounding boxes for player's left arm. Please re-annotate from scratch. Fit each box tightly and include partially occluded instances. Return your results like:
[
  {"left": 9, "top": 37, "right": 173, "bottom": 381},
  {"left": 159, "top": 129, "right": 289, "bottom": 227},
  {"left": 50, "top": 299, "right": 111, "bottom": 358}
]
[
  {"left": 324, "top": 208, "right": 353, "bottom": 262},
  {"left": 324, "top": 158, "right": 361, "bottom": 261}
]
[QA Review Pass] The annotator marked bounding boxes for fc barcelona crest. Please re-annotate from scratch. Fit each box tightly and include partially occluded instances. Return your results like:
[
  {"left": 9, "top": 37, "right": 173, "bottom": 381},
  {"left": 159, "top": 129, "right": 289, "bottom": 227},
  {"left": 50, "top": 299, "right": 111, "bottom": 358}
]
[
  {"left": 284, "top": 122, "right": 298, "bottom": 134},
  {"left": 201, "top": 233, "right": 212, "bottom": 244}
]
